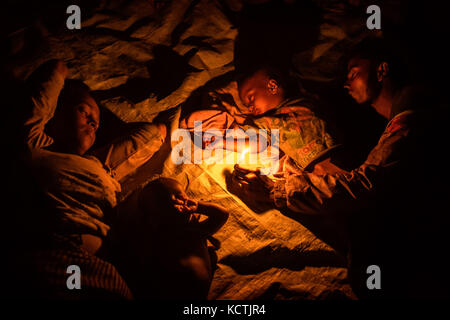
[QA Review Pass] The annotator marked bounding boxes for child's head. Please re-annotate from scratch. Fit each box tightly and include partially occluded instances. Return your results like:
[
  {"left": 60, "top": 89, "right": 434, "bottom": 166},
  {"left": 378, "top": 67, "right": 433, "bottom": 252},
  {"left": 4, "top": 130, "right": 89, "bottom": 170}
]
[
  {"left": 237, "top": 66, "right": 289, "bottom": 116},
  {"left": 138, "top": 177, "right": 191, "bottom": 225}
]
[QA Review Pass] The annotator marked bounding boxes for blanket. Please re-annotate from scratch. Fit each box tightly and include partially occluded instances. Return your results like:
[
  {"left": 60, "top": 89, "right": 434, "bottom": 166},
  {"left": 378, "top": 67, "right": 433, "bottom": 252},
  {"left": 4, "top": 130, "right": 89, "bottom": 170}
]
[{"left": 5, "top": 0, "right": 383, "bottom": 300}]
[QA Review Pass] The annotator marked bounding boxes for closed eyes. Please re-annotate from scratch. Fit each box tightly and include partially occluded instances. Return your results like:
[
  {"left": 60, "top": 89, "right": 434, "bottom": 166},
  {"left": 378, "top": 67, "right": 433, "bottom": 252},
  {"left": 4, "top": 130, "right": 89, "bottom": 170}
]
[{"left": 247, "top": 94, "right": 255, "bottom": 106}]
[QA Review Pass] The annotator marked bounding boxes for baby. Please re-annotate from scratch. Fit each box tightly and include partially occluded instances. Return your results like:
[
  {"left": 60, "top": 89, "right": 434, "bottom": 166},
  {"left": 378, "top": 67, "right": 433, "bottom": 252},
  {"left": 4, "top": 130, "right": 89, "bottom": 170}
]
[{"left": 122, "top": 177, "right": 229, "bottom": 299}]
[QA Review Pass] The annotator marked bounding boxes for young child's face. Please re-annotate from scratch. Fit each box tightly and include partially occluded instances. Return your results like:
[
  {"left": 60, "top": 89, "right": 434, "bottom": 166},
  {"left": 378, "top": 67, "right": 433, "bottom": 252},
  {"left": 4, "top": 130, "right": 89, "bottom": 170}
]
[{"left": 238, "top": 70, "right": 285, "bottom": 116}]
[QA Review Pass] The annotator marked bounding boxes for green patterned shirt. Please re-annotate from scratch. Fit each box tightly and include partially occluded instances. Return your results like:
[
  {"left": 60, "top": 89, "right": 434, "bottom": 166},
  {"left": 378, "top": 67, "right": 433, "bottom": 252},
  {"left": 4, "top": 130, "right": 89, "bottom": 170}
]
[{"left": 252, "top": 98, "right": 336, "bottom": 169}]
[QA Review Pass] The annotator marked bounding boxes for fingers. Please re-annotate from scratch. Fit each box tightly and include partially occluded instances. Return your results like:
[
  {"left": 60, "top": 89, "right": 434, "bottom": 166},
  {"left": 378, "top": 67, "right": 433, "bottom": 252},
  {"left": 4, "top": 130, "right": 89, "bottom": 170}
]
[
  {"left": 171, "top": 195, "right": 185, "bottom": 205},
  {"left": 172, "top": 195, "right": 198, "bottom": 214},
  {"left": 174, "top": 204, "right": 185, "bottom": 213},
  {"left": 234, "top": 164, "right": 259, "bottom": 175},
  {"left": 232, "top": 174, "right": 250, "bottom": 186},
  {"left": 185, "top": 199, "right": 198, "bottom": 212},
  {"left": 232, "top": 171, "right": 256, "bottom": 185}
]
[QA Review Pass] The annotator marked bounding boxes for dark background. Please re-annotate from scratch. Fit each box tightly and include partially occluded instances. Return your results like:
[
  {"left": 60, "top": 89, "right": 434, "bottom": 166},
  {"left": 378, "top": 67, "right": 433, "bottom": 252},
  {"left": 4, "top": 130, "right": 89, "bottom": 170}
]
[{"left": 1, "top": 0, "right": 449, "bottom": 299}]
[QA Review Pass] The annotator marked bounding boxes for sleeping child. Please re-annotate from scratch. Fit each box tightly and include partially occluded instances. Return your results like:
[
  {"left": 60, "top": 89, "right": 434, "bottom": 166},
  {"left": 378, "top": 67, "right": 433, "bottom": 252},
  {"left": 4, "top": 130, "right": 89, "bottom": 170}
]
[
  {"left": 235, "top": 66, "right": 337, "bottom": 170},
  {"left": 116, "top": 177, "right": 229, "bottom": 299},
  {"left": 181, "top": 65, "right": 340, "bottom": 174}
]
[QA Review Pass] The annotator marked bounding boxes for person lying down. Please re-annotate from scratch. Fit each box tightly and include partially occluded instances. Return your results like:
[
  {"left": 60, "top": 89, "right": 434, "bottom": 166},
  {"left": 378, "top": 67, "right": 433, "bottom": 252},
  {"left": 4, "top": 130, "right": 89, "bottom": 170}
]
[
  {"left": 18, "top": 59, "right": 167, "bottom": 299},
  {"left": 114, "top": 177, "right": 229, "bottom": 299},
  {"left": 180, "top": 66, "right": 339, "bottom": 174}
]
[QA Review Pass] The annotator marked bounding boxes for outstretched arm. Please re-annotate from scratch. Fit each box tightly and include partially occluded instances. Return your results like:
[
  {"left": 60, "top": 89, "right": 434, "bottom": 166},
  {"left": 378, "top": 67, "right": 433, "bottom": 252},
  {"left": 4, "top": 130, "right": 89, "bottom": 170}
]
[
  {"left": 272, "top": 163, "right": 379, "bottom": 216},
  {"left": 22, "top": 60, "right": 68, "bottom": 149},
  {"left": 205, "top": 127, "right": 268, "bottom": 153},
  {"left": 231, "top": 114, "right": 413, "bottom": 217},
  {"left": 272, "top": 116, "right": 413, "bottom": 216}
]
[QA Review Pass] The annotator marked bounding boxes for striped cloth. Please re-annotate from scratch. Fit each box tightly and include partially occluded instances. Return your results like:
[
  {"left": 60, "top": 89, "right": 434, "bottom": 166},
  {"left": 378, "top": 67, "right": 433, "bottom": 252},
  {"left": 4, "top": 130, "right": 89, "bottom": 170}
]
[{"left": 14, "top": 235, "right": 133, "bottom": 299}]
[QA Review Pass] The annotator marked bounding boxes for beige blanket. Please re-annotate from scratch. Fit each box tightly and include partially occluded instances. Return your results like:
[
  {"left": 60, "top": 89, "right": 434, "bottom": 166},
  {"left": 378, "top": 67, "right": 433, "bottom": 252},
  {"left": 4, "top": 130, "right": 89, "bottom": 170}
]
[{"left": 8, "top": 0, "right": 380, "bottom": 299}]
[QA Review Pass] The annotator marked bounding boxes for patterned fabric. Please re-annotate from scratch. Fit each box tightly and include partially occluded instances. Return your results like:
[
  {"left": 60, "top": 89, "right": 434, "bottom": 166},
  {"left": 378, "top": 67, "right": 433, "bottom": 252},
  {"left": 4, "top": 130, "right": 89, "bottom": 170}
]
[
  {"left": 20, "top": 235, "right": 132, "bottom": 299},
  {"left": 252, "top": 98, "right": 336, "bottom": 169}
]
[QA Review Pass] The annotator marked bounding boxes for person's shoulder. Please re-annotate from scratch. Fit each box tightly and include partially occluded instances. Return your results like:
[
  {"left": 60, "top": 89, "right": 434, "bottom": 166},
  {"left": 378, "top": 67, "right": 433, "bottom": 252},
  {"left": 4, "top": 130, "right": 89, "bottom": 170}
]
[{"left": 386, "top": 110, "right": 416, "bottom": 135}]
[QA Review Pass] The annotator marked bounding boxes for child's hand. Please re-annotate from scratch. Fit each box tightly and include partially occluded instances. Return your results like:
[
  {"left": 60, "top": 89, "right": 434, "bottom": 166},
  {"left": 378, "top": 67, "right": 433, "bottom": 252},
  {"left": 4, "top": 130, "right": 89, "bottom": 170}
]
[{"left": 172, "top": 195, "right": 198, "bottom": 214}]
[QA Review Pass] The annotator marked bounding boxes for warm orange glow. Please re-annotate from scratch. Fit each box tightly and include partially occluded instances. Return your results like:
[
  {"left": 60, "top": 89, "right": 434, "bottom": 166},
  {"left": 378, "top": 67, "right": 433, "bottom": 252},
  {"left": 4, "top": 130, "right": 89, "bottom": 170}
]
[{"left": 239, "top": 147, "right": 250, "bottom": 160}]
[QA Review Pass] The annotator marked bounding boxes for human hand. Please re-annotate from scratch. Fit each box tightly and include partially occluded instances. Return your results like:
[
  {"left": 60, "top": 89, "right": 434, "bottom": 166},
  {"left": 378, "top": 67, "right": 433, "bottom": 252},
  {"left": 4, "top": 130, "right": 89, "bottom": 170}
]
[
  {"left": 172, "top": 195, "right": 198, "bottom": 214},
  {"left": 228, "top": 164, "right": 275, "bottom": 210}
]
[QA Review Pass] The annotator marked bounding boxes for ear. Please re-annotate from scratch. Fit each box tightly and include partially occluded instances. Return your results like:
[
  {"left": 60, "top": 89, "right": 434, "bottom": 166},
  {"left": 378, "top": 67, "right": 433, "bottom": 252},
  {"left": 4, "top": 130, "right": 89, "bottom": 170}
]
[
  {"left": 377, "top": 62, "right": 389, "bottom": 82},
  {"left": 267, "top": 79, "right": 279, "bottom": 95}
]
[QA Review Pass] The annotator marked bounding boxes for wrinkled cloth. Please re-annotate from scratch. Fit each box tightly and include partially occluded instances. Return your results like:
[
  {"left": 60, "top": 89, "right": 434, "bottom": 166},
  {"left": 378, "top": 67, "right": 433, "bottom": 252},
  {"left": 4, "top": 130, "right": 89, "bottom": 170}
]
[
  {"left": 23, "top": 61, "right": 165, "bottom": 238},
  {"left": 250, "top": 98, "right": 337, "bottom": 169},
  {"left": 14, "top": 235, "right": 133, "bottom": 299},
  {"left": 7, "top": 0, "right": 400, "bottom": 300},
  {"left": 180, "top": 79, "right": 249, "bottom": 131},
  {"left": 181, "top": 94, "right": 337, "bottom": 170}
]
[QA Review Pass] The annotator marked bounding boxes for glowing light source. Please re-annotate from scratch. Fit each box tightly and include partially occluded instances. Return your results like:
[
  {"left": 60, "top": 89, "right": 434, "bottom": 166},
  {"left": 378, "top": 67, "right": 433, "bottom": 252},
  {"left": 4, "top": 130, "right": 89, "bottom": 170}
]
[{"left": 240, "top": 147, "right": 250, "bottom": 160}]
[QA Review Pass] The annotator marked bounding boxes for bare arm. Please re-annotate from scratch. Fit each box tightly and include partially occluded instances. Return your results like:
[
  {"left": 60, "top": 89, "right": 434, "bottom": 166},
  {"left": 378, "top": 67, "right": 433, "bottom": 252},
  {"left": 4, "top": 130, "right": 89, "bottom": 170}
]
[
  {"left": 206, "top": 127, "right": 268, "bottom": 153},
  {"left": 272, "top": 163, "right": 379, "bottom": 216},
  {"left": 22, "top": 60, "right": 68, "bottom": 149}
]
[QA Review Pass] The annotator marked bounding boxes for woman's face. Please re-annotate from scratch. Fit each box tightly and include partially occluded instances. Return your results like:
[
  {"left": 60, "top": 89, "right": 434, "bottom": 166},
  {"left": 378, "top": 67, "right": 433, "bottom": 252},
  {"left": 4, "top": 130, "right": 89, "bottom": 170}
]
[
  {"left": 70, "top": 95, "right": 100, "bottom": 155},
  {"left": 57, "top": 92, "right": 100, "bottom": 155}
]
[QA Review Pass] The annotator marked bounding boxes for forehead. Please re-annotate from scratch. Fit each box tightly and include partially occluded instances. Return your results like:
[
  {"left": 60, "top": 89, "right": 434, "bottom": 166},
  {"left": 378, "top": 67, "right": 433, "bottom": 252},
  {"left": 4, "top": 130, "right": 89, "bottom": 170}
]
[
  {"left": 78, "top": 94, "right": 100, "bottom": 115},
  {"left": 238, "top": 70, "right": 269, "bottom": 96},
  {"left": 347, "top": 57, "right": 371, "bottom": 71}
]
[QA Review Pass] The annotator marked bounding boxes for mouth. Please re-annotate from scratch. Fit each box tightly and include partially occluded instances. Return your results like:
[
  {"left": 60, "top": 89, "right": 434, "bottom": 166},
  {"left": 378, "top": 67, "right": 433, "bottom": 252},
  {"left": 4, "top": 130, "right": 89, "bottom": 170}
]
[{"left": 84, "top": 126, "right": 96, "bottom": 139}]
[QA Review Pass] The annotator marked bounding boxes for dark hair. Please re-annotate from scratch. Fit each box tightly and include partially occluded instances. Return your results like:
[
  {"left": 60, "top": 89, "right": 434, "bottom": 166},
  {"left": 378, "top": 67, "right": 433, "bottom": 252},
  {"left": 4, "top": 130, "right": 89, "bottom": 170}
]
[
  {"left": 236, "top": 64, "right": 300, "bottom": 98},
  {"left": 46, "top": 79, "right": 94, "bottom": 138},
  {"left": 347, "top": 37, "right": 408, "bottom": 86},
  {"left": 138, "top": 177, "right": 181, "bottom": 216},
  {"left": 57, "top": 79, "right": 92, "bottom": 111}
]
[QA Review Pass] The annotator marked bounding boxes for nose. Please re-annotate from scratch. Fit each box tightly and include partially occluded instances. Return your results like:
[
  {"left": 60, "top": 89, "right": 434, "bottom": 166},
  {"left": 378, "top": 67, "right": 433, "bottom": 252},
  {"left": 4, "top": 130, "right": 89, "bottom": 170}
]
[{"left": 343, "top": 81, "right": 350, "bottom": 90}]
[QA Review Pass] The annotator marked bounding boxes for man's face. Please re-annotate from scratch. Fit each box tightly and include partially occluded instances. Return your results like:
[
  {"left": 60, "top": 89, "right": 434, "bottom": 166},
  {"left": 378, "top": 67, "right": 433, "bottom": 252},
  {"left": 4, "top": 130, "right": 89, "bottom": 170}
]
[
  {"left": 238, "top": 70, "right": 284, "bottom": 116},
  {"left": 344, "top": 57, "right": 380, "bottom": 104},
  {"left": 67, "top": 93, "right": 100, "bottom": 155}
]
